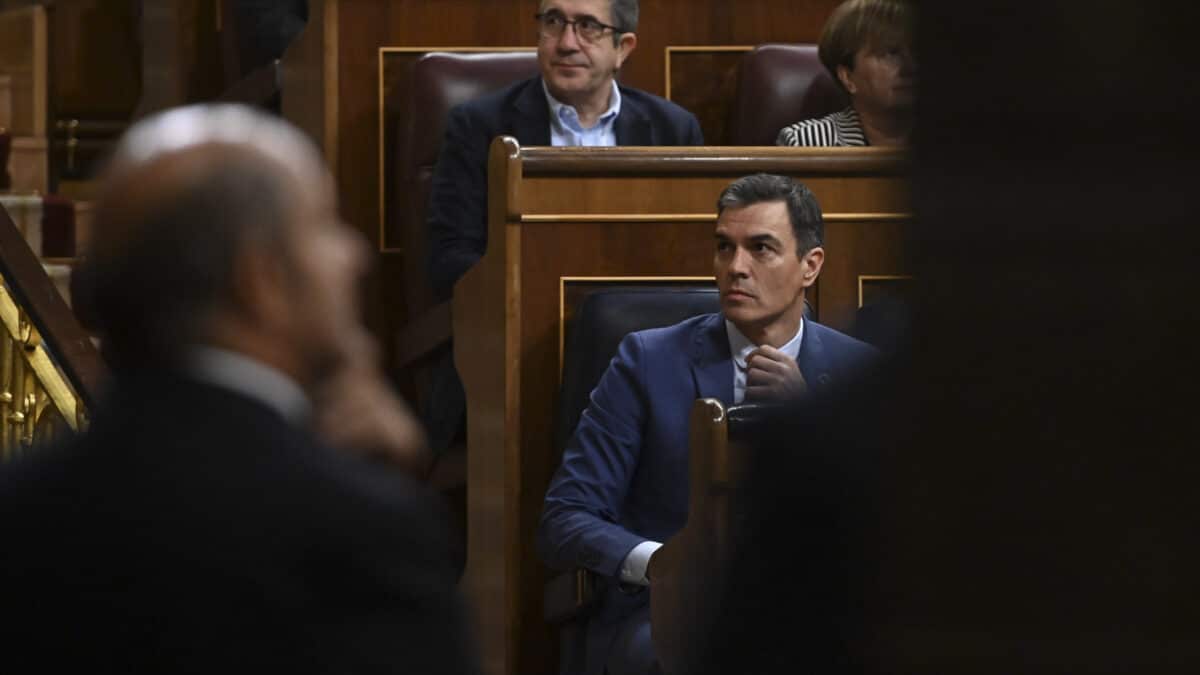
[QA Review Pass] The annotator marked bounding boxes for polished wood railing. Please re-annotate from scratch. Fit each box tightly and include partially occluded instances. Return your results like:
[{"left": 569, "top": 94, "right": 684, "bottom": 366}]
[{"left": 0, "top": 201, "right": 104, "bottom": 458}]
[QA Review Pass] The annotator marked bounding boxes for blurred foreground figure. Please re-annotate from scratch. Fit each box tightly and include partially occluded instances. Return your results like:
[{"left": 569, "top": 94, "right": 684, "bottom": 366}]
[
  {"left": 693, "top": 1, "right": 1200, "bottom": 673},
  {"left": 0, "top": 105, "right": 477, "bottom": 674}
]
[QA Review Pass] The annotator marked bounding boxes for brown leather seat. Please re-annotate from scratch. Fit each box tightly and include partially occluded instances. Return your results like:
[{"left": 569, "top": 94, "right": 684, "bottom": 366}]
[
  {"left": 729, "top": 44, "right": 848, "bottom": 146},
  {"left": 392, "top": 51, "right": 538, "bottom": 351}
]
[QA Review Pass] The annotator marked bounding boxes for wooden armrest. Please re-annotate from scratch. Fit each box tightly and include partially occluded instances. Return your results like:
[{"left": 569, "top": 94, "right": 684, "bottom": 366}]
[
  {"left": 543, "top": 568, "right": 598, "bottom": 625},
  {"left": 217, "top": 60, "right": 281, "bottom": 107},
  {"left": 394, "top": 300, "right": 452, "bottom": 369}
]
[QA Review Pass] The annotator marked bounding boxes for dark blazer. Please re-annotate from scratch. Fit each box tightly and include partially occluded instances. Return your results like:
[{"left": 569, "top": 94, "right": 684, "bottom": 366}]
[
  {"left": 0, "top": 372, "right": 477, "bottom": 674},
  {"left": 226, "top": 0, "right": 308, "bottom": 74},
  {"left": 537, "top": 312, "right": 878, "bottom": 675},
  {"left": 426, "top": 75, "right": 705, "bottom": 298}
]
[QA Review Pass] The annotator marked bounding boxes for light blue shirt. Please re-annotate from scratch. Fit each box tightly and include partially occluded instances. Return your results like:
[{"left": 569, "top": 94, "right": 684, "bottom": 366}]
[{"left": 542, "top": 80, "right": 621, "bottom": 147}]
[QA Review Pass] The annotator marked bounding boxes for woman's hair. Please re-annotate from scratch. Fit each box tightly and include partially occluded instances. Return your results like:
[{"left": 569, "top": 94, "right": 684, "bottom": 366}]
[{"left": 818, "top": 0, "right": 914, "bottom": 91}]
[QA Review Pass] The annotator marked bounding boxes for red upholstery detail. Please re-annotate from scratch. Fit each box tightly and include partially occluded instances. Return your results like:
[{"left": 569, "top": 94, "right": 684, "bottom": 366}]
[{"left": 729, "top": 44, "right": 848, "bottom": 146}]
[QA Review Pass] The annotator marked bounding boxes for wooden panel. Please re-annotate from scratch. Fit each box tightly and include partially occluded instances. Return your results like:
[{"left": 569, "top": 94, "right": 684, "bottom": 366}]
[
  {"left": 455, "top": 140, "right": 909, "bottom": 675},
  {"left": 283, "top": 0, "right": 843, "bottom": 355},
  {"left": 50, "top": 0, "right": 141, "bottom": 121},
  {"left": 8, "top": 135, "right": 47, "bottom": 193},
  {"left": 0, "top": 4, "right": 46, "bottom": 136},
  {"left": 665, "top": 46, "right": 750, "bottom": 145},
  {"left": 136, "top": 0, "right": 223, "bottom": 115},
  {"left": 859, "top": 274, "right": 912, "bottom": 308}
]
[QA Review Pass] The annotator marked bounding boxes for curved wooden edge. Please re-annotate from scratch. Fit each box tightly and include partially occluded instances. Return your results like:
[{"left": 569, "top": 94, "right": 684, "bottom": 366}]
[
  {"left": 0, "top": 203, "right": 106, "bottom": 409},
  {"left": 515, "top": 143, "right": 909, "bottom": 175},
  {"left": 494, "top": 136, "right": 523, "bottom": 221},
  {"left": 650, "top": 397, "right": 729, "bottom": 675},
  {"left": 491, "top": 136, "right": 908, "bottom": 176}
]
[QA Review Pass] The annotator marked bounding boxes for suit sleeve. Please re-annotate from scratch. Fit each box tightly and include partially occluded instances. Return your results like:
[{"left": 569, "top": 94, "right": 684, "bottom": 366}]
[
  {"left": 319, "top": 474, "right": 480, "bottom": 674},
  {"left": 537, "top": 332, "right": 652, "bottom": 579},
  {"left": 427, "top": 104, "right": 490, "bottom": 299},
  {"left": 686, "top": 111, "right": 704, "bottom": 145}
]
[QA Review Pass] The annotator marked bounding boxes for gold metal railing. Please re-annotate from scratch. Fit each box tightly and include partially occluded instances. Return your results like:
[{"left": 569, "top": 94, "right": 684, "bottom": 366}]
[
  {"left": 0, "top": 275, "right": 81, "bottom": 458},
  {"left": 0, "top": 199, "right": 104, "bottom": 459}
]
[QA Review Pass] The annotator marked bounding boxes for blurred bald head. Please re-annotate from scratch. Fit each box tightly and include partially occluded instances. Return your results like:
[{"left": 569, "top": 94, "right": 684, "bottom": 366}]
[{"left": 79, "top": 105, "right": 366, "bottom": 383}]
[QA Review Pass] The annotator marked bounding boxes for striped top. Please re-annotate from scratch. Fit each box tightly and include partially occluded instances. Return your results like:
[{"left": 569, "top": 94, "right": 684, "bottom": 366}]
[{"left": 775, "top": 107, "right": 868, "bottom": 147}]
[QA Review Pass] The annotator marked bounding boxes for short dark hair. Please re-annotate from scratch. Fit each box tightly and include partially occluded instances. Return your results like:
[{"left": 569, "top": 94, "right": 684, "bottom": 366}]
[
  {"left": 609, "top": 0, "right": 638, "bottom": 33},
  {"left": 716, "top": 174, "right": 824, "bottom": 254},
  {"left": 819, "top": 0, "right": 914, "bottom": 92},
  {"left": 79, "top": 151, "right": 293, "bottom": 372}
]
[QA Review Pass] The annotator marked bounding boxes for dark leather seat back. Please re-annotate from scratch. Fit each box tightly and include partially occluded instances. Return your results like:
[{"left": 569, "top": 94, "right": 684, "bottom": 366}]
[
  {"left": 729, "top": 44, "right": 848, "bottom": 146},
  {"left": 395, "top": 51, "right": 539, "bottom": 317},
  {"left": 556, "top": 287, "right": 722, "bottom": 454},
  {"left": 557, "top": 288, "right": 818, "bottom": 453}
]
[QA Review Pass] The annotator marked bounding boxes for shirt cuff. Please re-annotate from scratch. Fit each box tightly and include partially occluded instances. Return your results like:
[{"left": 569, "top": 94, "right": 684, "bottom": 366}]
[{"left": 618, "top": 540, "right": 663, "bottom": 587}]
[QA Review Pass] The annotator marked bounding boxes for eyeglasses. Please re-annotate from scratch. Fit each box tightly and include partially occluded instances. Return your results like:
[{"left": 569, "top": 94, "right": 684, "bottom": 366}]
[{"left": 534, "top": 11, "right": 622, "bottom": 43}]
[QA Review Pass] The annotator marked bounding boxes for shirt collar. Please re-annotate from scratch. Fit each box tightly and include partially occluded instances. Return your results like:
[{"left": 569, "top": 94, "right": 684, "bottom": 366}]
[
  {"left": 725, "top": 318, "right": 805, "bottom": 370},
  {"left": 542, "top": 79, "right": 622, "bottom": 131},
  {"left": 185, "top": 346, "right": 311, "bottom": 425}
]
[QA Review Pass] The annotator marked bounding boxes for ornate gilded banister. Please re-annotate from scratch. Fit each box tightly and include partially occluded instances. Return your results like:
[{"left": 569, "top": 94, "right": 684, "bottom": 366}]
[{"left": 0, "top": 200, "right": 105, "bottom": 457}]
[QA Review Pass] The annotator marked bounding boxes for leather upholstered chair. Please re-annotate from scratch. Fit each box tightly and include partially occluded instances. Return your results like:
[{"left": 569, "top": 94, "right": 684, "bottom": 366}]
[
  {"left": 393, "top": 51, "right": 539, "bottom": 361},
  {"left": 728, "top": 44, "right": 848, "bottom": 146},
  {"left": 555, "top": 286, "right": 723, "bottom": 456}
]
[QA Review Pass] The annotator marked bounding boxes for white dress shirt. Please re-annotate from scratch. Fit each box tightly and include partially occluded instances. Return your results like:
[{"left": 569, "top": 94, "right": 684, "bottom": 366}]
[
  {"left": 185, "top": 346, "right": 311, "bottom": 425},
  {"left": 543, "top": 79, "right": 621, "bottom": 147}
]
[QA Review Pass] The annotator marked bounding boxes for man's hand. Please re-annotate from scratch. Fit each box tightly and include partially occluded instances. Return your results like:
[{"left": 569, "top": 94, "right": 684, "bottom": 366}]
[
  {"left": 745, "top": 345, "right": 807, "bottom": 401},
  {"left": 313, "top": 338, "right": 430, "bottom": 477}
]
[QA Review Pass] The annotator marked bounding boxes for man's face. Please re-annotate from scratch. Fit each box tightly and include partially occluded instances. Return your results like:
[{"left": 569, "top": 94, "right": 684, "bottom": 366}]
[
  {"left": 537, "top": 0, "right": 636, "bottom": 105},
  {"left": 276, "top": 169, "right": 369, "bottom": 383},
  {"left": 715, "top": 201, "right": 823, "bottom": 338},
  {"left": 839, "top": 40, "right": 917, "bottom": 113}
]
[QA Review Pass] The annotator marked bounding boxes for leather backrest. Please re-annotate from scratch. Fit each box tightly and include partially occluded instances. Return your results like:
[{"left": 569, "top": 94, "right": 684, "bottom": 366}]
[
  {"left": 394, "top": 51, "right": 539, "bottom": 317},
  {"left": 556, "top": 288, "right": 817, "bottom": 453},
  {"left": 729, "top": 44, "right": 848, "bottom": 146},
  {"left": 556, "top": 287, "right": 722, "bottom": 454}
]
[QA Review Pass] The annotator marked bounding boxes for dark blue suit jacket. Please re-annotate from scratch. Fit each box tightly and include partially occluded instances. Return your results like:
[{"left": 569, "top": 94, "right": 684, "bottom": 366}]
[
  {"left": 426, "top": 76, "right": 704, "bottom": 298},
  {"left": 538, "top": 312, "right": 878, "bottom": 675}
]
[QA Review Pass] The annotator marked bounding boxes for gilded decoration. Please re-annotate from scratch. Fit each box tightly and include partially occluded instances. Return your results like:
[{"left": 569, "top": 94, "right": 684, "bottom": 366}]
[{"left": 0, "top": 278, "right": 82, "bottom": 458}]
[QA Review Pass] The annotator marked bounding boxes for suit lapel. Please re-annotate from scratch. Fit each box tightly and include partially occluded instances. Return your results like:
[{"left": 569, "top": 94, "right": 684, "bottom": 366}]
[
  {"left": 796, "top": 322, "right": 835, "bottom": 395},
  {"left": 613, "top": 86, "right": 653, "bottom": 145},
  {"left": 510, "top": 77, "right": 553, "bottom": 146},
  {"left": 688, "top": 314, "right": 735, "bottom": 404}
]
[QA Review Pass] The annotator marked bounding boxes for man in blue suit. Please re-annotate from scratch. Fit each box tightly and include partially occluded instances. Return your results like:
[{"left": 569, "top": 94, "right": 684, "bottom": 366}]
[
  {"left": 538, "top": 174, "right": 879, "bottom": 675},
  {"left": 423, "top": 0, "right": 704, "bottom": 456}
]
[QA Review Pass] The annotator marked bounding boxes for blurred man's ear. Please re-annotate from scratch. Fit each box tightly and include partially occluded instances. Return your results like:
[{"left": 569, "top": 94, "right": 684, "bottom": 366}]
[{"left": 229, "top": 245, "right": 291, "bottom": 329}]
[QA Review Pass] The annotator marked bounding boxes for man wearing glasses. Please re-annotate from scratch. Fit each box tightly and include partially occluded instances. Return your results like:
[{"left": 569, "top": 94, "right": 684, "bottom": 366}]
[
  {"left": 422, "top": 0, "right": 704, "bottom": 457},
  {"left": 427, "top": 0, "right": 703, "bottom": 302}
]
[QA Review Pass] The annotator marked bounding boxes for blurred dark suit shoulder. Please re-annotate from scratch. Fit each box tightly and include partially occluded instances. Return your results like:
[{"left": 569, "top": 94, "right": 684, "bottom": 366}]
[{"left": 0, "top": 373, "right": 476, "bottom": 674}]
